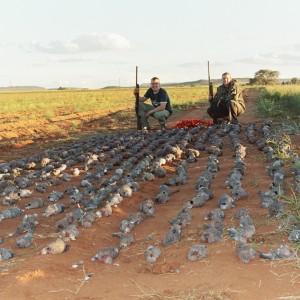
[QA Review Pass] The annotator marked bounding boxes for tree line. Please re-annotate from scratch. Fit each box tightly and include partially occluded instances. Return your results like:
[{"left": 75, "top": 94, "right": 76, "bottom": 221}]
[{"left": 249, "top": 69, "right": 300, "bottom": 85}]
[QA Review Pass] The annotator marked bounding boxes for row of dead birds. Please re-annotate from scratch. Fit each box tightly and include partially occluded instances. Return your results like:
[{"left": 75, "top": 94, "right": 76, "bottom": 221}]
[
  {"left": 0, "top": 123, "right": 298, "bottom": 264},
  {"left": 255, "top": 121, "right": 300, "bottom": 245},
  {"left": 0, "top": 126, "right": 209, "bottom": 260}
]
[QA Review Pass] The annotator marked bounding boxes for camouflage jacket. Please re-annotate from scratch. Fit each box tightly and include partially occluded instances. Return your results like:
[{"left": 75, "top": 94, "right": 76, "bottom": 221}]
[{"left": 211, "top": 80, "right": 245, "bottom": 109}]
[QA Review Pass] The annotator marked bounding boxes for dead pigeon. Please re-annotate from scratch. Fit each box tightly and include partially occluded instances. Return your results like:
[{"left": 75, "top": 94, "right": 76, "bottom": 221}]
[
  {"left": 163, "top": 224, "right": 181, "bottom": 246},
  {"left": 40, "top": 238, "right": 70, "bottom": 254},
  {"left": 112, "top": 232, "right": 134, "bottom": 248},
  {"left": 16, "top": 232, "right": 33, "bottom": 248},
  {"left": 59, "top": 225, "right": 79, "bottom": 241},
  {"left": 259, "top": 245, "right": 296, "bottom": 260},
  {"left": 25, "top": 198, "right": 44, "bottom": 209},
  {"left": 43, "top": 203, "right": 66, "bottom": 217},
  {"left": 236, "top": 243, "right": 257, "bottom": 264},
  {"left": 217, "top": 194, "right": 235, "bottom": 210},
  {"left": 187, "top": 245, "right": 207, "bottom": 261},
  {"left": 145, "top": 245, "right": 161, "bottom": 263},
  {"left": 0, "top": 248, "right": 14, "bottom": 260},
  {"left": 91, "top": 247, "right": 119, "bottom": 264},
  {"left": 140, "top": 199, "right": 155, "bottom": 217}
]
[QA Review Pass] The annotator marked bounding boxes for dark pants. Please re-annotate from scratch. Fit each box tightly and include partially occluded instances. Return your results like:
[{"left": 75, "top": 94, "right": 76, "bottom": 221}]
[{"left": 207, "top": 100, "right": 245, "bottom": 124}]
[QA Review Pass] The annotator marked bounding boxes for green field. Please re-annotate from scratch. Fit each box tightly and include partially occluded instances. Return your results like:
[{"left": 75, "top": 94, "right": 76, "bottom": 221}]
[
  {"left": 0, "top": 86, "right": 211, "bottom": 119},
  {"left": 257, "top": 85, "right": 300, "bottom": 119}
]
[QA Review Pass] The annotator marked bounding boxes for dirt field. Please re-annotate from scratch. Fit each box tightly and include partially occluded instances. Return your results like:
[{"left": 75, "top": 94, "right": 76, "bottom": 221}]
[{"left": 0, "top": 89, "right": 299, "bottom": 300}]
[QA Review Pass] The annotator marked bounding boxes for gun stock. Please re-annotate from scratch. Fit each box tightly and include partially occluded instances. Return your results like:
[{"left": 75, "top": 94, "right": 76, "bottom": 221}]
[
  {"left": 208, "top": 61, "right": 213, "bottom": 101},
  {"left": 135, "top": 66, "right": 142, "bottom": 130}
]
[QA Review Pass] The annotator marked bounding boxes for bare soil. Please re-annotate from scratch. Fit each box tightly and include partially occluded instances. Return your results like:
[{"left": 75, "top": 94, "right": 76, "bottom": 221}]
[{"left": 0, "top": 89, "right": 299, "bottom": 300}]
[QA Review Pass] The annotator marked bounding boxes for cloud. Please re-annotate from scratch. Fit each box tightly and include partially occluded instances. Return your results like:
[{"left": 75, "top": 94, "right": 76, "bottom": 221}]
[
  {"left": 236, "top": 53, "right": 300, "bottom": 65},
  {"left": 291, "top": 44, "right": 300, "bottom": 52},
  {"left": 21, "top": 32, "right": 131, "bottom": 53},
  {"left": 178, "top": 61, "right": 229, "bottom": 68},
  {"left": 46, "top": 55, "right": 95, "bottom": 63}
]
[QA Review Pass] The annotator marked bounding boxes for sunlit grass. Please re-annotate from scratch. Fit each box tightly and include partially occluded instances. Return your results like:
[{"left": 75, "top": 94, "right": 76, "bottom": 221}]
[
  {"left": 257, "top": 85, "right": 300, "bottom": 118},
  {"left": 0, "top": 86, "right": 212, "bottom": 120}
]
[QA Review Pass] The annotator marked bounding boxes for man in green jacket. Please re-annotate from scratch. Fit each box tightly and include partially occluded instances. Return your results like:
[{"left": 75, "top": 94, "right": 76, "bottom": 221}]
[
  {"left": 207, "top": 72, "right": 245, "bottom": 124},
  {"left": 134, "top": 77, "right": 173, "bottom": 130}
]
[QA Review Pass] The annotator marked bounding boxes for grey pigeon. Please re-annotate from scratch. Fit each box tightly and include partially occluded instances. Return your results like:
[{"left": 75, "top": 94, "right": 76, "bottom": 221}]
[
  {"left": 91, "top": 247, "right": 119, "bottom": 264},
  {"left": 18, "top": 189, "right": 33, "bottom": 198},
  {"left": 204, "top": 208, "right": 225, "bottom": 221},
  {"left": 228, "top": 215, "right": 255, "bottom": 243},
  {"left": 187, "top": 245, "right": 207, "bottom": 261},
  {"left": 119, "top": 220, "right": 136, "bottom": 233},
  {"left": 128, "top": 212, "right": 146, "bottom": 225},
  {"left": 288, "top": 229, "right": 300, "bottom": 243},
  {"left": 0, "top": 206, "right": 23, "bottom": 221},
  {"left": 217, "top": 194, "right": 235, "bottom": 210},
  {"left": 70, "top": 192, "right": 84, "bottom": 204},
  {"left": 112, "top": 232, "right": 134, "bottom": 248},
  {"left": 59, "top": 225, "right": 79, "bottom": 241},
  {"left": 268, "top": 199, "right": 284, "bottom": 217},
  {"left": 0, "top": 248, "right": 14, "bottom": 260},
  {"left": 16, "top": 232, "right": 33, "bottom": 248},
  {"left": 236, "top": 243, "right": 257, "bottom": 264},
  {"left": 155, "top": 190, "right": 169, "bottom": 204},
  {"left": 234, "top": 207, "right": 249, "bottom": 219},
  {"left": 14, "top": 214, "right": 39, "bottom": 235},
  {"left": 25, "top": 198, "right": 44, "bottom": 209},
  {"left": 187, "top": 191, "right": 209, "bottom": 208},
  {"left": 200, "top": 221, "right": 223, "bottom": 244},
  {"left": 43, "top": 203, "right": 66, "bottom": 217},
  {"left": 258, "top": 190, "right": 277, "bottom": 208},
  {"left": 163, "top": 224, "right": 181, "bottom": 246},
  {"left": 259, "top": 245, "right": 296, "bottom": 260},
  {"left": 48, "top": 191, "right": 64, "bottom": 202},
  {"left": 145, "top": 245, "right": 161, "bottom": 263},
  {"left": 35, "top": 182, "right": 50, "bottom": 193},
  {"left": 231, "top": 186, "right": 248, "bottom": 201},
  {"left": 140, "top": 199, "right": 155, "bottom": 217}
]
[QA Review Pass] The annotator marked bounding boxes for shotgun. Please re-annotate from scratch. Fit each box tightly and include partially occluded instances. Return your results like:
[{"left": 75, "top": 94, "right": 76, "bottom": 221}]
[
  {"left": 135, "top": 66, "right": 142, "bottom": 130},
  {"left": 208, "top": 61, "right": 213, "bottom": 102}
]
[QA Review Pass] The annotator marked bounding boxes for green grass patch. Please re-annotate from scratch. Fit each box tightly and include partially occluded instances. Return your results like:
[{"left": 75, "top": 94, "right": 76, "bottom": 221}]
[
  {"left": 0, "top": 86, "right": 210, "bottom": 121},
  {"left": 257, "top": 86, "right": 300, "bottom": 132}
]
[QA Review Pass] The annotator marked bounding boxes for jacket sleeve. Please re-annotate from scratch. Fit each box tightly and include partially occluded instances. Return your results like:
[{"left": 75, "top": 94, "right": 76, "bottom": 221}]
[{"left": 225, "top": 81, "right": 238, "bottom": 103}]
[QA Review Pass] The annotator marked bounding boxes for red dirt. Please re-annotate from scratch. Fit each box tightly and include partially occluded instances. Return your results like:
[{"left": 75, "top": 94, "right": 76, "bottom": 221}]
[{"left": 0, "top": 89, "right": 299, "bottom": 300}]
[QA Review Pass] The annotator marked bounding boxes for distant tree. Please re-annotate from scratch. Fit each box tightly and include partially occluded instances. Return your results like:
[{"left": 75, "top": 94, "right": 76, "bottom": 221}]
[
  {"left": 250, "top": 69, "right": 280, "bottom": 85},
  {"left": 290, "top": 77, "right": 300, "bottom": 84}
]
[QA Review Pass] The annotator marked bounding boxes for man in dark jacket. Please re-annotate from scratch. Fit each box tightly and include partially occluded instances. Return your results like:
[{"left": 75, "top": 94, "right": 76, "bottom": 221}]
[
  {"left": 207, "top": 72, "right": 245, "bottom": 124},
  {"left": 134, "top": 77, "right": 172, "bottom": 130}
]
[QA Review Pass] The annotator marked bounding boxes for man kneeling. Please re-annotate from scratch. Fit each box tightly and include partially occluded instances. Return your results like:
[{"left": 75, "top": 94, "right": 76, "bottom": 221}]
[
  {"left": 207, "top": 72, "right": 245, "bottom": 125},
  {"left": 134, "top": 77, "right": 173, "bottom": 130}
]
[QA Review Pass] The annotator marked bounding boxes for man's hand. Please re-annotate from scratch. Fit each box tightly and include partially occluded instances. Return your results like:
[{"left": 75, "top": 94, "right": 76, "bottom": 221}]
[
  {"left": 133, "top": 87, "right": 139, "bottom": 96},
  {"left": 145, "top": 111, "right": 153, "bottom": 118}
]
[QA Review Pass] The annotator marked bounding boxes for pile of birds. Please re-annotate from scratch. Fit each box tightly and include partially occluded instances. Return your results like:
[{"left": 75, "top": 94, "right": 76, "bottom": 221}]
[{"left": 0, "top": 120, "right": 298, "bottom": 268}]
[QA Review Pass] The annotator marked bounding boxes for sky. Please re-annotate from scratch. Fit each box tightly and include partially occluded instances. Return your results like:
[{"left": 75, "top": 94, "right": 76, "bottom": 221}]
[{"left": 1, "top": 0, "right": 300, "bottom": 88}]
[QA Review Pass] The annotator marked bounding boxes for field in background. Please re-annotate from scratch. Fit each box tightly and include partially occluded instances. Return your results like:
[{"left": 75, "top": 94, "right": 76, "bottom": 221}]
[
  {"left": 0, "top": 86, "right": 213, "bottom": 148},
  {"left": 257, "top": 85, "right": 300, "bottom": 122},
  {"left": 0, "top": 86, "right": 210, "bottom": 118}
]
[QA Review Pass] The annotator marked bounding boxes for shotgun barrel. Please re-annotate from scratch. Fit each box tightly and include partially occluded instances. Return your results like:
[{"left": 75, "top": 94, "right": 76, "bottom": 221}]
[
  {"left": 208, "top": 61, "right": 214, "bottom": 101},
  {"left": 135, "top": 66, "right": 142, "bottom": 129}
]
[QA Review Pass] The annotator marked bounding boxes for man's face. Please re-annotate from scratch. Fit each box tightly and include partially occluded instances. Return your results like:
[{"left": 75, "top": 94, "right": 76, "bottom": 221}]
[
  {"left": 151, "top": 79, "right": 160, "bottom": 92},
  {"left": 222, "top": 74, "right": 231, "bottom": 87}
]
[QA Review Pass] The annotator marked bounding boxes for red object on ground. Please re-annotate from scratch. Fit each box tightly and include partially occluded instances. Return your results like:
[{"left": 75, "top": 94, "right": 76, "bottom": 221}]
[{"left": 174, "top": 119, "right": 214, "bottom": 129}]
